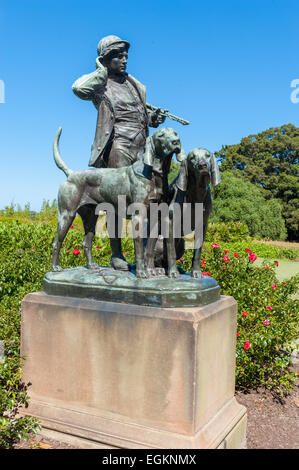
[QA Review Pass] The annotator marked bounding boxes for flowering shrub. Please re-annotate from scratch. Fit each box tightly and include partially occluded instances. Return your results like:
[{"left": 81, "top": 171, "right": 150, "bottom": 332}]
[
  {"left": 219, "top": 240, "right": 298, "bottom": 260},
  {"left": 179, "top": 244, "right": 299, "bottom": 394}
]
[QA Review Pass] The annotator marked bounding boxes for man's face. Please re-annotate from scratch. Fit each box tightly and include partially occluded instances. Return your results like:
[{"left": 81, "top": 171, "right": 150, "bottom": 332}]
[{"left": 106, "top": 47, "right": 128, "bottom": 75}]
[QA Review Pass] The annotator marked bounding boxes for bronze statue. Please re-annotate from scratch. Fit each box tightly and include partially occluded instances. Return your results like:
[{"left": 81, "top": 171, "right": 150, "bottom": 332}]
[
  {"left": 51, "top": 34, "right": 219, "bottom": 281},
  {"left": 72, "top": 35, "right": 168, "bottom": 169},
  {"left": 149, "top": 148, "right": 221, "bottom": 277},
  {"left": 51, "top": 127, "right": 185, "bottom": 278},
  {"left": 72, "top": 35, "right": 173, "bottom": 270}
]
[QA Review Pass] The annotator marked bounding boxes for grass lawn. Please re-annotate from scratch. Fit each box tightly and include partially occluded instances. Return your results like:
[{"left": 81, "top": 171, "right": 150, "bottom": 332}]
[{"left": 257, "top": 258, "right": 299, "bottom": 281}]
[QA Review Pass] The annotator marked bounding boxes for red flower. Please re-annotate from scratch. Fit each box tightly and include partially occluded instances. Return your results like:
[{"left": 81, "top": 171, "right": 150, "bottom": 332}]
[
  {"left": 73, "top": 249, "right": 81, "bottom": 255},
  {"left": 263, "top": 319, "right": 270, "bottom": 326},
  {"left": 242, "top": 311, "right": 247, "bottom": 317},
  {"left": 211, "top": 242, "right": 219, "bottom": 249},
  {"left": 236, "top": 332, "right": 240, "bottom": 337},
  {"left": 244, "top": 341, "right": 251, "bottom": 351},
  {"left": 223, "top": 249, "right": 229, "bottom": 253},
  {"left": 271, "top": 283, "right": 277, "bottom": 289},
  {"left": 282, "top": 282, "right": 287, "bottom": 287},
  {"left": 202, "top": 271, "right": 211, "bottom": 276},
  {"left": 248, "top": 253, "right": 257, "bottom": 262},
  {"left": 123, "top": 252, "right": 127, "bottom": 257},
  {"left": 263, "top": 266, "right": 271, "bottom": 270},
  {"left": 32, "top": 247, "right": 36, "bottom": 250},
  {"left": 70, "top": 225, "right": 74, "bottom": 229},
  {"left": 96, "top": 246, "right": 101, "bottom": 252},
  {"left": 245, "top": 248, "right": 252, "bottom": 254},
  {"left": 234, "top": 252, "right": 239, "bottom": 258},
  {"left": 274, "top": 260, "right": 279, "bottom": 267},
  {"left": 266, "top": 305, "right": 272, "bottom": 311},
  {"left": 223, "top": 255, "right": 230, "bottom": 264}
]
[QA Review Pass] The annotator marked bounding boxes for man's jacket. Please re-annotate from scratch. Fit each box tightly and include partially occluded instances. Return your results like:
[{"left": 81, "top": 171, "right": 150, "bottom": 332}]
[{"left": 72, "top": 64, "right": 154, "bottom": 168}]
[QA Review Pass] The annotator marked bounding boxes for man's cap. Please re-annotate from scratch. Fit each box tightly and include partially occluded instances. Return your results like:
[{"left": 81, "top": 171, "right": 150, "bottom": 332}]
[{"left": 97, "top": 35, "right": 130, "bottom": 59}]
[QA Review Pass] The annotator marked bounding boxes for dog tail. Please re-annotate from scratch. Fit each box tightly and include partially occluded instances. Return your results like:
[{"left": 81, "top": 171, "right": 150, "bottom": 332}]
[{"left": 53, "top": 127, "right": 73, "bottom": 177}]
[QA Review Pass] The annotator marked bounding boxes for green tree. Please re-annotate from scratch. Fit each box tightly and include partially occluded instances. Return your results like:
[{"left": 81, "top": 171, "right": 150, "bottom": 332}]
[
  {"left": 216, "top": 123, "right": 299, "bottom": 240},
  {"left": 211, "top": 171, "right": 287, "bottom": 240}
]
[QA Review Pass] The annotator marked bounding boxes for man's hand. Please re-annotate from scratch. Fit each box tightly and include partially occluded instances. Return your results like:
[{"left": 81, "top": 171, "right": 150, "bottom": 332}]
[
  {"left": 95, "top": 57, "right": 108, "bottom": 74},
  {"left": 152, "top": 108, "right": 167, "bottom": 127}
]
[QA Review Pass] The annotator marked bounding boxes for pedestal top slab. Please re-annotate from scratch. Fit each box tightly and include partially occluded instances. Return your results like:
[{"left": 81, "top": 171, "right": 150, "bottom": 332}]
[{"left": 43, "top": 266, "right": 220, "bottom": 308}]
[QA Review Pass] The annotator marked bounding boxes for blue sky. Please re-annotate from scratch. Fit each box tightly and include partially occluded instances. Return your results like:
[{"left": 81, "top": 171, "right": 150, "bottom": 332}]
[{"left": 0, "top": 0, "right": 298, "bottom": 210}]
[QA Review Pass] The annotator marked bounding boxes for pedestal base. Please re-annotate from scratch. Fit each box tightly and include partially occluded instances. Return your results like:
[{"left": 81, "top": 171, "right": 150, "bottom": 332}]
[{"left": 21, "top": 292, "right": 246, "bottom": 449}]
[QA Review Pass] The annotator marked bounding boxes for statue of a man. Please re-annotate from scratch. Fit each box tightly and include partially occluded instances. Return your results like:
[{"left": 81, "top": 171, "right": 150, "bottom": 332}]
[
  {"left": 72, "top": 35, "right": 165, "bottom": 169},
  {"left": 72, "top": 35, "right": 166, "bottom": 270}
]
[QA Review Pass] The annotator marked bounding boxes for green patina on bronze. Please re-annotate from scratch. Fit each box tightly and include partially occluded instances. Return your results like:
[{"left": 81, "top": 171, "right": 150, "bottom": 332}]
[{"left": 43, "top": 267, "right": 220, "bottom": 308}]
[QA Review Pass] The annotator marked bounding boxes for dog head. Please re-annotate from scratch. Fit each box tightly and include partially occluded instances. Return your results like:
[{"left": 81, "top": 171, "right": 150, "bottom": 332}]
[
  {"left": 151, "top": 127, "right": 185, "bottom": 160},
  {"left": 142, "top": 128, "right": 186, "bottom": 178},
  {"left": 187, "top": 148, "right": 221, "bottom": 187}
]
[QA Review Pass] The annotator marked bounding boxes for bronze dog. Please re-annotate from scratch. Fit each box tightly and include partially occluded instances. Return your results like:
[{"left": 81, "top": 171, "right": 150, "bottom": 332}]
[
  {"left": 51, "top": 127, "right": 184, "bottom": 278},
  {"left": 148, "top": 147, "right": 221, "bottom": 277}
]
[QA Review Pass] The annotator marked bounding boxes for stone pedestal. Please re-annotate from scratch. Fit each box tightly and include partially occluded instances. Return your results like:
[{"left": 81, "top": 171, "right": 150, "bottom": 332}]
[{"left": 21, "top": 292, "right": 246, "bottom": 448}]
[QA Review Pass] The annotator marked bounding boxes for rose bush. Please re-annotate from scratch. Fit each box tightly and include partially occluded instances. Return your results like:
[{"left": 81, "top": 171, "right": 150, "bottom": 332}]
[{"left": 179, "top": 243, "right": 298, "bottom": 393}]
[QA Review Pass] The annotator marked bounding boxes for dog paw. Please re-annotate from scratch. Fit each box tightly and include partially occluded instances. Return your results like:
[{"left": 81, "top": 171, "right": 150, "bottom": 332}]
[
  {"left": 52, "top": 265, "right": 63, "bottom": 272},
  {"left": 168, "top": 269, "right": 180, "bottom": 279},
  {"left": 146, "top": 268, "right": 157, "bottom": 277},
  {"left": 136, "top": 269, "right": 149, "bottom": 279},
  {"left": 155, "top": 267, "right": 166, "bottom": 276},
  {"left": 191, "top": 270, "right": 203, "bottom": 279},
  {"left": 88, "top": 263, "right": 100, "bottom": 270}
]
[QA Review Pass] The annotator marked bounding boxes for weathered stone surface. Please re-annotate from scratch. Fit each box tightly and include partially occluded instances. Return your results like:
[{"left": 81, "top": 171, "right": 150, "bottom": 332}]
[
  {"left": 21, "top": 292, "right": 246, "bottom": 448},
  {"left": 43, "top": 266, "right": 220, "bottom": 307}
]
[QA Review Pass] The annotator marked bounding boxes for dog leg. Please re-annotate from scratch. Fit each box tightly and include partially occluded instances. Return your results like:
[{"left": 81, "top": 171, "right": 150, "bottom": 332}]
[
  {"left": 145, "top": 214, "right": 158, "bottom": 274},
  {"left": 107, "top": 212, "right": 129, "bottom": 271},
  {"left": 145, "top": 236, "right": 160, "bottom": 276},
  {"left": 191, "top": 212, "right": 209, "bottom": 278},
  {"left": 145, "top": 223, "right": 165, "bottom": 277},
  {"left": 190, "top": 247, "right": 203, "bottom": 278},
  {"left": 134, "top": 239, "right": 148, "bottom": 278},
  {"left": 78, "top": 204, "right": 98, "bottom": 269},
  {"left": 132, "top": 213, "right": 148, "bottom": 279},
  {"left": 52, "top": 210, "right": 76, "bottom": 271},
  {"left": 166, "top": 207, "right": 180, "bottom": 278}
]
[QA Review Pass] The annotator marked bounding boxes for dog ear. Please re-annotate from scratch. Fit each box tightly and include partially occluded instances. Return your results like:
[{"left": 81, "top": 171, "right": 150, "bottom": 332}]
[
  {"left": 143, "top": 136, "right": 155, "bottom": 167},
  {"left": 175, "top": 158, "right": 188, "bottom": 192},
  {"left": 176, "top": 147, "right": 187, "bottom": 162},
  {"left": 210, "top": 153, "right": 221, "bottom": 187},
  {"left": 187, "top": 149, "right": 195, "bottom": 160}
]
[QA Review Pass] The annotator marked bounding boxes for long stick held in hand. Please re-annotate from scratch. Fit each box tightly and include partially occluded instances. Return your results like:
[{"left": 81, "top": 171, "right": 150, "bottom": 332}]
[{"left": 146, "top": 103, "right": 190, "bottom": 126}]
